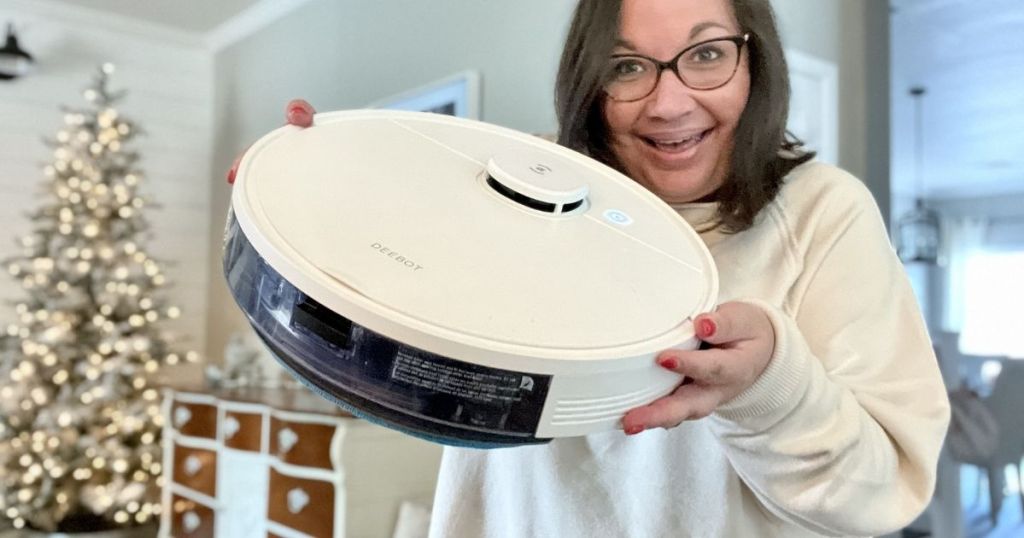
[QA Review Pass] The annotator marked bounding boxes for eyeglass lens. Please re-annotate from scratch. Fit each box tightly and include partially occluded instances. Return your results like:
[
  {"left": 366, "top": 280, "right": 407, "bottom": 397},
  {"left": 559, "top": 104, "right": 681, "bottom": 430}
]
[{"left": 604, "top": 37, "right": 743, "bottom": 101}]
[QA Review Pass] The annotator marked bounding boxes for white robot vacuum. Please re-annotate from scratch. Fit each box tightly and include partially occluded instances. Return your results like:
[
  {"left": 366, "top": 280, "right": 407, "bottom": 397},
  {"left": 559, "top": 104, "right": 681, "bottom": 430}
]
[{"left": 223, "top": 109, "right": 718, "bottom": 448}]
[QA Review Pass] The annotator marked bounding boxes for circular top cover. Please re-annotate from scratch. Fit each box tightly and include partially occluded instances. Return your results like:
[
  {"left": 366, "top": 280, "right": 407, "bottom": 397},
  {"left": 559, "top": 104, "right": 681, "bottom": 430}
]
[{"left": 232, "top": 110, "right": 717, "bottom": 369}]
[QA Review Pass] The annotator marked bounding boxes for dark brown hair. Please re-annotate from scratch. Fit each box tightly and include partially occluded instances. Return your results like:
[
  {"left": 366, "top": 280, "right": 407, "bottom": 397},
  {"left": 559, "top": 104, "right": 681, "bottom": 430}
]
[{"left": 555, "top": 0, "right": 814, "bottom": 233}]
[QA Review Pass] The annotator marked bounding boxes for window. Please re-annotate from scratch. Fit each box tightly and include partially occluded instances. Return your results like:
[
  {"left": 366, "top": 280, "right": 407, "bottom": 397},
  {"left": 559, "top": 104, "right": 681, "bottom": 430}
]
[{"left": 959, "top": 251, "right": 1024, "bottom": 358}]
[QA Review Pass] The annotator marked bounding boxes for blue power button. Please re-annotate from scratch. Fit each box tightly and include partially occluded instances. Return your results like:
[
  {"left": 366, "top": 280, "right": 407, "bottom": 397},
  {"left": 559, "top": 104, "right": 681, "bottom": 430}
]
[{"left": 603, "top": 209, "right": 633, "bottom": 226}]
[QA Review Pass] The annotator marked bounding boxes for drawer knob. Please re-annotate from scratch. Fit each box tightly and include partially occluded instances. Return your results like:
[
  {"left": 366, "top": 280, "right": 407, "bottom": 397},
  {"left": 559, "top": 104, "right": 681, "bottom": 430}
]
[
  {"left": 174, "top": 407, "right": 192, "bottom": 428},
  {"left": 183, "top": 510, "right": 201, "bottom": 532},
  {"left": 278, "top": 427, "right": 298, "bottom": 454},
  {"left": 224, "top": 416, "right": 241, "bottom": 439},
  {"left": 287, "top": 487, "right": 310, "bottom": 514},
  {"left": 184, "top": 455, "right": 203, "bottom": 476}
]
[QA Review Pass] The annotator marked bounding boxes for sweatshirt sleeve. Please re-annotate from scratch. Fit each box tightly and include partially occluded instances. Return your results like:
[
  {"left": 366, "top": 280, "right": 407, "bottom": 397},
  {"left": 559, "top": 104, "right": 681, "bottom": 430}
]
[{"left": 708, "top": 172, "right": 951, "bottom": 537}]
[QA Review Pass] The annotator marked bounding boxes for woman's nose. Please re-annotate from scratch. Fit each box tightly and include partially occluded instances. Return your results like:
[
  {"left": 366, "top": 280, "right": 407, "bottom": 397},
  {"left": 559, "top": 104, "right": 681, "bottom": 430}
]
[{"left": 644, "top": 71, "right": 699, "bottom": 119}]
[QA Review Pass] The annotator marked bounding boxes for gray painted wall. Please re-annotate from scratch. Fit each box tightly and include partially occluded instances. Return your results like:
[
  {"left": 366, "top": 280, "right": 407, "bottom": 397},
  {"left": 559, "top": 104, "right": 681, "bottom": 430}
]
[
  {"left": 206, "top": 0, "right": 577, "bottom": 358},
  {"left": 773, "top": 0, "right": 891, "bottom": 222},
  {"left": 205, "top": 0, "right": 892, "bottom": 359}
]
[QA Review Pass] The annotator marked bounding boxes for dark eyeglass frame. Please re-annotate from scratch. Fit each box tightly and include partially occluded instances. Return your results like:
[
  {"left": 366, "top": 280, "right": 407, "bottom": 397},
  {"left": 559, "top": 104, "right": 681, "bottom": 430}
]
[{"left": 604, "top": 33, "right": 751, "bottom": 102}]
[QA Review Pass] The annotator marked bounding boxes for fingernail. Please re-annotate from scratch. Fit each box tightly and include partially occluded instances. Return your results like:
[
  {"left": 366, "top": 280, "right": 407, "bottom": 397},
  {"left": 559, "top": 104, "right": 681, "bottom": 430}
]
[
  {"left": 699, "top": 318, "right": 717, "bottom": 338},
  {"left": 288, "top": 103, "right": 313, "bottom": 126},
  {"left": 226, "top": 167, "right": 236, "bottom": 185},
  {"left": 658, "top": 357, "right": 678, "bottom": 370},
  {"left": 625, "top": 425, "right": 645, "bottom": 435}
]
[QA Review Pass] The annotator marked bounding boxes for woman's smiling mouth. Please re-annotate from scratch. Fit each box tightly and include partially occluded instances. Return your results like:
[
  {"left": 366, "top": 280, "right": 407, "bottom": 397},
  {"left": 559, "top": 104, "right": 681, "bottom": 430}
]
[{"left": 640, "top": 128, "right": 713, "bottom": 155}]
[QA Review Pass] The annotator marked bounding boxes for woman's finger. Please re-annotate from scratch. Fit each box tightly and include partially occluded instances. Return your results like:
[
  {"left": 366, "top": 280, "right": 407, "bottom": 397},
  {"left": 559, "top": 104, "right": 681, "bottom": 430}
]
[
  {"left": 622, "top": 384, "right": 721, "bottom": 433},
  {"left": 285, "top": 99, "right": 316, "bottom": 127},
  {"left": 656, "top": 348, "right": 732, "bottom": 384},
  {"left": 229, "top": 99, "right": 315, "bottom": 185},
  {"left": 694, "top": 302, "right": 766, "bottom": 346},
  {"left": 226, "top": 144, "right": 252, "bottom": 185}
]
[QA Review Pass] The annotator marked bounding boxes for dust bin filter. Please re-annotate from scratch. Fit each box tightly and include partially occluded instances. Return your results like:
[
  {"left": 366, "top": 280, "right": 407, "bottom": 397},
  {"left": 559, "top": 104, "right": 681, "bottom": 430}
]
[{"left": 224, "top": 109, "right": 718, "bottom": 448}]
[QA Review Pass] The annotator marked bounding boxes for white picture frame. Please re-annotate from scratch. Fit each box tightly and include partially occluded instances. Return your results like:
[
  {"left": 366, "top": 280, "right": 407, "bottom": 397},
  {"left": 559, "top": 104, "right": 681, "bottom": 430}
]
[
  {"left": 785, "top": 49, "right": 838, "bottom": 165},
  {"left": 369, "top": 70, "right": 481, "bottom": 119}
]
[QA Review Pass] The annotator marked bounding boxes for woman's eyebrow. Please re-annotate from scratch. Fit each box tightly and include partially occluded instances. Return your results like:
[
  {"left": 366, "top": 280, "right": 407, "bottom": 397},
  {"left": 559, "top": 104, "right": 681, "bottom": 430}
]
[
  {"left": 614, "top": 21, "right": 732, "bottom": 52},
  {"left": 690, "top": 21, "right": 731, "bottom": 39}
]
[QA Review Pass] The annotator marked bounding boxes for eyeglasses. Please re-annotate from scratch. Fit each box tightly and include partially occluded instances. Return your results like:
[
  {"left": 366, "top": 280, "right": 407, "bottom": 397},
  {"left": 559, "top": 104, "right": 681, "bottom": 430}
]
[{"left": 602, "top": 34, "right": 750, "bottom": 102}]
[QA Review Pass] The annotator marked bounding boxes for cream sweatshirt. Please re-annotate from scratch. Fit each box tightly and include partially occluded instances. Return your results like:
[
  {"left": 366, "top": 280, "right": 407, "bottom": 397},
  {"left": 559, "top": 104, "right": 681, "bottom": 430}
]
[{"left": 428, "top": 161, "right": 951, "bottom": 538}]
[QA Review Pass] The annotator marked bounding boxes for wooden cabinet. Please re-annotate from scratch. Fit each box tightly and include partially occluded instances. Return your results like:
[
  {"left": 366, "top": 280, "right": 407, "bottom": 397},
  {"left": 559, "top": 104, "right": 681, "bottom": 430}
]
[
  {"left": 171, "top": 445, "right": 217, "bottom": 498},
  {"left": 168, "top": 494, "right": 215, "bottom": 538},
  {"left": 170, "top": 400, "right": 217, "bottom": 439},
  {"left": 159, "top": 387, "right": 443, "bottom": 538},
  {"left": 269, "top": 417, "right": 338, "bottom": 470},
  {"left": 267, "top": 467, "right": 337, "bottom": 537}
]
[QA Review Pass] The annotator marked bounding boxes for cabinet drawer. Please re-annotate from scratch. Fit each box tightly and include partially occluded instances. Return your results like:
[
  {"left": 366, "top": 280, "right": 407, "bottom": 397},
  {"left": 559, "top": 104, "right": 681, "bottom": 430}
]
[
  {"left": 223, "top": 410, "right": 262, "bottom": 452},
  {"left": 269, "top": 417, "right": 337, "bottom": 470},
  {"left": 171, "top": 400, "right": 217, "bottom": 439},
  {"left": 172, "top": 444, "right": 217, "bottom": 497},
  {"left": 170, "top": 494, "right": 215, "bottom": 538},
  {"left": 267, "top": 467, "right": 335, "bottom": 538}
]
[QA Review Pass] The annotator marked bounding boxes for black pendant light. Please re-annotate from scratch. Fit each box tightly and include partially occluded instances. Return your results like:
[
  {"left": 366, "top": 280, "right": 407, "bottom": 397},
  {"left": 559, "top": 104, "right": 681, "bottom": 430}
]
[
  {"left": 0, "top": 23, "right": 34, "bottom": 81},
  {"left": 896, "top": 86, "right": 941, "bottom": 264}
]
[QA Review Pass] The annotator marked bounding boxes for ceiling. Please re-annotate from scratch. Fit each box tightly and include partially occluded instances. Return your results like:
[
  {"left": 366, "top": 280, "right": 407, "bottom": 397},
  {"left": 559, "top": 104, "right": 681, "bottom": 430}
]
[
  {"left": 891, "top": 0, "right": 1024, "bottom": 200},
  {"left": 48, "top": 0, "right": 261, "bottom": 34},
  {"left": 39, "top": 0, "right": 1024, "bottom": 200}
]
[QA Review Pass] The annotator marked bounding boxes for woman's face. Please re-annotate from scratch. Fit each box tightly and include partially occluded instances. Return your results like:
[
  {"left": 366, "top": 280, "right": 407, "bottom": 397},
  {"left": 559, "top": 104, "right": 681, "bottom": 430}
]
[{"left": 603, "top": 0, "right": 750, "bottom": 204}]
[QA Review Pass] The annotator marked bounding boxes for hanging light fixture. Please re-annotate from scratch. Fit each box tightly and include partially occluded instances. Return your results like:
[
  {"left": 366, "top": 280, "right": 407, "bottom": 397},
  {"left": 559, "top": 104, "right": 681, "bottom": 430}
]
[
  {"left": 0, "top": 23, "right": 34, "bottom": 81},
  {"left": 896, "top": 86, "right": 941, "bottom": 264}
]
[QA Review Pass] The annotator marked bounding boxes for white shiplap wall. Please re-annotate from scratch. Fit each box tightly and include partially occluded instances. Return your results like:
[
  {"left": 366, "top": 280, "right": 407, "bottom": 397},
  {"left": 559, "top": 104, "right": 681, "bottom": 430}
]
[{"left": 0, "top": 2, "right": 213, "bottom": 376}]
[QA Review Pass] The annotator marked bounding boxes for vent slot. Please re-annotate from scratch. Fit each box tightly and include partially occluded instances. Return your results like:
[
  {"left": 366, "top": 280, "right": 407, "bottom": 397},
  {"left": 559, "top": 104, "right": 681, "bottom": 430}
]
[
  {"left": 486, "top": 175, "right": 557, "bottom": 213},
  {"left": 561, "top": 199, "right": 584, "bottom": 213},
  {"left": 292, "top": 294, "right": 353, "bottom": 350}
]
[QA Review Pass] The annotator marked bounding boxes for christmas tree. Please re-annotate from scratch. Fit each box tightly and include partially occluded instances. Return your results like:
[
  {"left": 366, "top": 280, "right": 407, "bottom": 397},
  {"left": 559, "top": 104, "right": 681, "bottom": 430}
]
[{"left": 0, "top": 64, "right": 198, "bottom": 533}]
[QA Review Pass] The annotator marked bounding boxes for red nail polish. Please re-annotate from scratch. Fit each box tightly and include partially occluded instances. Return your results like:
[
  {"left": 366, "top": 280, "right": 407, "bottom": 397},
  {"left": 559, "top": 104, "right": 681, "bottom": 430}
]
[
  {"left": 625, "top": 425, "right": 645, "bottom": 435},
  {"left": 288, "top": 104, "right": 312, "bottom": 126},
  {"left": 658, "top": 357, "right": 678, "bottom": 370},
  {"left": 226, "top": 167, "right": 236, "bottom": 185},
  {"left": 699, "top": 318, "right": 716, "bottom": 338}
]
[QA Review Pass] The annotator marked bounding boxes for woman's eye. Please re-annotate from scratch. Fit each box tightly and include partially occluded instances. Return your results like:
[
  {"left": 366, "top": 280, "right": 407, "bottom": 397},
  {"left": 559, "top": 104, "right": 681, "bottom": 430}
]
[
  {"left": 611, "top": 59, "right": 647, "bottom": 79},
  {"left": 689, "top": 45, "right": 723, "bottom": 63}
]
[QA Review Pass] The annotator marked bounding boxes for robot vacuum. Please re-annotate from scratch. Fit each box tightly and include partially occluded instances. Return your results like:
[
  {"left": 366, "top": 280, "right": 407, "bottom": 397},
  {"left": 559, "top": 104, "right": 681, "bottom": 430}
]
[{"left": 223, "top": 109, "right": 718, "bottom": 448}]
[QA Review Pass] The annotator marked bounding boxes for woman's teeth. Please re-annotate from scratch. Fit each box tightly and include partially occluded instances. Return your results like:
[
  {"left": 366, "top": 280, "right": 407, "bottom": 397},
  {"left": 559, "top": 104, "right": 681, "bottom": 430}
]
[{"left": 645, "top": 130, "right": 708, "bottom": 152}]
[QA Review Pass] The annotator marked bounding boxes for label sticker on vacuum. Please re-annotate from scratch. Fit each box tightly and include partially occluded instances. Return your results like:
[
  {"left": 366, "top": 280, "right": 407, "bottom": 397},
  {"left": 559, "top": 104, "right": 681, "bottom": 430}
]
[
  {"left": 387, "top": 348, "right": 551, "bottom": 432},
  {"left": 393, "top": 352, "right": 535, "bottom": 403}
]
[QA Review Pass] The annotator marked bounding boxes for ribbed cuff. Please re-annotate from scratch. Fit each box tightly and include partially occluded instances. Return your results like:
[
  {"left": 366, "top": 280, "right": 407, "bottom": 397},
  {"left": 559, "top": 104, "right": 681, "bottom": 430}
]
[{"left": 713, "top": 299, "right": 811, "bottom": 425}]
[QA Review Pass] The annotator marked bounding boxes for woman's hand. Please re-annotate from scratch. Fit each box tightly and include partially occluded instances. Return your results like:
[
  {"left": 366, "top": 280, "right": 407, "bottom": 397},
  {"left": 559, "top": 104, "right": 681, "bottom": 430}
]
[
  {"left": 226, "top": 99, "right": 316, "bottom": 184},
  {"left": 621, "top": 301, "right": 776, "bottom": 434}
]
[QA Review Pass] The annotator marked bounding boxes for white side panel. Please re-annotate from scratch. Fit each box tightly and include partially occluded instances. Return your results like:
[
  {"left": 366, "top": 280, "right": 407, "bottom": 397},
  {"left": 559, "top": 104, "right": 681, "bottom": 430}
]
[
  {"left": 534, "top": 339, "right": 697, "bottom": 438},
  {"left": 215, "top": 448, "right": 270, "bottom": 538}
]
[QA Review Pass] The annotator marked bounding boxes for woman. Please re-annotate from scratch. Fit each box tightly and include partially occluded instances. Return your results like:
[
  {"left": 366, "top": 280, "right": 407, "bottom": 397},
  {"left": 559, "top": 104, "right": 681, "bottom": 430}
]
[
  {"left": 430, "top": 1, "right": 948, "bottom": 536},
  {"left": 230, "top": 0, "right": 949, "bottom": 535}
]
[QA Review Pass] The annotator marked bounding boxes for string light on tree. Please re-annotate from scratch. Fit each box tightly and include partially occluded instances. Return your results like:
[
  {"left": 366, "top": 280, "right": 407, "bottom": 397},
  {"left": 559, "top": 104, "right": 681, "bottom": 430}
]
[{"left": 0, "top": 64, "right": 199, "bottom": 533}]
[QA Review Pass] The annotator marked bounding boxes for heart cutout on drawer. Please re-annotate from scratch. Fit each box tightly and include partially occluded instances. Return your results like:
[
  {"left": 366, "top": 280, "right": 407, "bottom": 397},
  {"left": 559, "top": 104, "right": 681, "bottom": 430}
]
[
  {"left": 278, "top": 427, "right": 298, "bottom": 454},
  {"left": 174, "top": 407, "right": 192, "bottom": 428},
  {"left": 287, "top": 487, "right": 310, "bottom": 514},
  {"left": 184, "top": 511, "right": 200, "bottom": 532},
  {"left": 184, "top": 455, "right": 203, "bottom": 476},
  {"left": 224, "top": 416, "right": 241, "bottom": 439}
]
